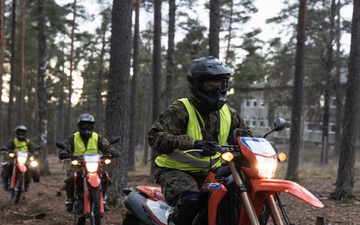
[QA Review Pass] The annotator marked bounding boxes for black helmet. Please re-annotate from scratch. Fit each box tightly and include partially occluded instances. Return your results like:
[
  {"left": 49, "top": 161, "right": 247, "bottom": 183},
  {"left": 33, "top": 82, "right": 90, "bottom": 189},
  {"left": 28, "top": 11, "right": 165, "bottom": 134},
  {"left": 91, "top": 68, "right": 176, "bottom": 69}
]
[
  {"left": 15, "top": 125, "right": 27, "bottom": 141},
  {"left": 77, "top": 113, "right": 95, "bottom": 139},
  {"left": 187, "top": 56, "right": 233, "bottom": 111}
]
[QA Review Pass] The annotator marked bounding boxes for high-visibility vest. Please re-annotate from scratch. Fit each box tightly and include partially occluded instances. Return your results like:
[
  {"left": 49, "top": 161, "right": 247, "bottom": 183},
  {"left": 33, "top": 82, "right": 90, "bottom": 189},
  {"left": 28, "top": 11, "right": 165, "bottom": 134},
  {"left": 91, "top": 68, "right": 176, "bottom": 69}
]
[
  {"left": 13, "top": 138, "right": 29, "bottom": 152},
  {"left": 155, "top": 98, "right": 231, "bottom": 172},
  {"left": 73, "top": 132, "right": 98, "bottom": 156}
]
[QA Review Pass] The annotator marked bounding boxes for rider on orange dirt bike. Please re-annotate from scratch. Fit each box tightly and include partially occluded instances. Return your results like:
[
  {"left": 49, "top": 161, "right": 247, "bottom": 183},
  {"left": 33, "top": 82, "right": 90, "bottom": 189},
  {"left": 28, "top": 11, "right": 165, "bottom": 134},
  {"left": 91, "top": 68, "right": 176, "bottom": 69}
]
[
  {"left": 58, "top": 113, "right": 120, "bottom": 212},
  {"left": 148, "top": 56, "right": 252, "bottom": 225},
  {"left": 1, "top": 125, "right": 38, "bottom": 192}
]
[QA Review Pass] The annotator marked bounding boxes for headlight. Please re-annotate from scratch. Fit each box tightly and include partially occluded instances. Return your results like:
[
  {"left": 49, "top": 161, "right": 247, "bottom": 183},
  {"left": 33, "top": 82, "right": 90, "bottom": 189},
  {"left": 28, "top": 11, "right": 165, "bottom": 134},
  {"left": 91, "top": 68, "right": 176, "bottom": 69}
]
[
  {"left": 17, "top": 156, "right": 27, "bottom": 164},
  {"left": 71, "top": 160, "right": 79, "bottom": 165},
  {"left": 256, "top": 155, "right": 277, "bottom": 179},
  {"left": 85, "top": 162, "right": 99, "bottom": 173},
  {"left": 30, "top": 160, "right": 38, "bottom": 167},
  {"left": 104, "top": 159, "right": 112, "bottom": 164}
]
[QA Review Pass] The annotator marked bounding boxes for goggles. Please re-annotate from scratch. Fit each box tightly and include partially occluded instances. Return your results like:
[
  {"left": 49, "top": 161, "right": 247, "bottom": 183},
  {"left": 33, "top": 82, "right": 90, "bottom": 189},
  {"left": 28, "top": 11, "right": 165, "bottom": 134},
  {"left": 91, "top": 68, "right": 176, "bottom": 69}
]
[{"left": 198, "top": 78, "right": 228, "bottom": 93}]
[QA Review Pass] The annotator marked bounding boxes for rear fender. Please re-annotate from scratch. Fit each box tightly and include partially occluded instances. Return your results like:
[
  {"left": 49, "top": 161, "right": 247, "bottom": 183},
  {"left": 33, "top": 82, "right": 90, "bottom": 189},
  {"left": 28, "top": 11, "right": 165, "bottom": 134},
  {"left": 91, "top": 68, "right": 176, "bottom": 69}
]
[{"left": 250, "top": 179, "right": 324, "bottom": 209}]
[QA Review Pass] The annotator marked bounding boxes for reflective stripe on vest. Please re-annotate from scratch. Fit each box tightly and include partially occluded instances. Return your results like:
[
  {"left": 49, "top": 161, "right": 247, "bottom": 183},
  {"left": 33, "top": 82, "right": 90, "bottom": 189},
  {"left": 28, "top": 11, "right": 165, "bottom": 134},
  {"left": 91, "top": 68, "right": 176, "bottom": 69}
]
[
  {"left": 73, "top": 132, "right": 98, "bottom": 156},
  {"left": 14, "top": 138, "right": 28, "bottom": 152},
  {"left": 155, "top": 98, "right": 231, "bottom": 172}
]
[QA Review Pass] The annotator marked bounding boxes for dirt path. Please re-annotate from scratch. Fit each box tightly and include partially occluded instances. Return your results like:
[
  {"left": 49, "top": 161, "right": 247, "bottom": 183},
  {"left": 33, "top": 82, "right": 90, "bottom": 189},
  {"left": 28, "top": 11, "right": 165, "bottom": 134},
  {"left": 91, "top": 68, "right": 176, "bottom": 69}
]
[{"left": 0, "top": 155, "right": 359, "bottom": 224}]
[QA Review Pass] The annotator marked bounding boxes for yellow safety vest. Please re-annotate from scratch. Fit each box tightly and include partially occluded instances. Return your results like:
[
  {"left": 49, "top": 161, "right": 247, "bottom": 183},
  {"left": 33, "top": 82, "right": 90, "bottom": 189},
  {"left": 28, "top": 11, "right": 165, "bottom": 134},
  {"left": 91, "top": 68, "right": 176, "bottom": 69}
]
[
  {"left": 155, "top": 98, "right": 231, "bottom": 172},
  {"left": 73, "top": 132, "right": 98, "bottom": 156},
  {"left": 14, "top": 138, "right": 29, "bottom": 152}
]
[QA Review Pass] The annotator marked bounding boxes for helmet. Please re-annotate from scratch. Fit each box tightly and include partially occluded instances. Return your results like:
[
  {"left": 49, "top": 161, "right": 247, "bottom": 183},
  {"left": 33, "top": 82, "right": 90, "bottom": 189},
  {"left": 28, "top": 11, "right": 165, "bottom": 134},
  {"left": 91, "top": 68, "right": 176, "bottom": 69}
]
[
  {"left": 77, "top": 113, "right": 95, "bottom": 139},
  {"left": 15, "top": 125, "right": 27, "bottom": 141},
  {"left": 187, "top": 56, "right": 233, "bottom": 111}
]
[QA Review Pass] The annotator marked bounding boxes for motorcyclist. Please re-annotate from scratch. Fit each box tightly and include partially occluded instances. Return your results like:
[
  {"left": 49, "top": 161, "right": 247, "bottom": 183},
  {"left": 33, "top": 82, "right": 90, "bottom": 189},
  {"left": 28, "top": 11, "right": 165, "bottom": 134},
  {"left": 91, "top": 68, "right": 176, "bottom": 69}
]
[
  {"left": 57, "top": 113, "right": 120, "bottom": 212},
  {"left": 1, "top": 125, "right": 38, "bottom": 192},
  {"left": 148, "top": 56, "right": 252, "bottom": 225}
]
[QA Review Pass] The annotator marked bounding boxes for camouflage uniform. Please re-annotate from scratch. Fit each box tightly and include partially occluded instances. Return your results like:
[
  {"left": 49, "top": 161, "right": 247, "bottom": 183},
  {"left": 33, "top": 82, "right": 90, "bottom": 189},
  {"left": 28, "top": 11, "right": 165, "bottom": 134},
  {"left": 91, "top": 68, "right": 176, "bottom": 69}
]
[
  {"left": 148, "top": 96, "right": 251, "bottom": 220},
  {"left": 62, "top": 133, "right": 114, "bottom": 199}
]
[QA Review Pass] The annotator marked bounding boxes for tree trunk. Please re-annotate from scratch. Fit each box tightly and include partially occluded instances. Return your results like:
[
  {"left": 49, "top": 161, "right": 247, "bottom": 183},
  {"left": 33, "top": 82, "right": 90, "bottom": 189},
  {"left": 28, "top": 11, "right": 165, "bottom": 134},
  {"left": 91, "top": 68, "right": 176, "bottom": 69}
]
[
  {"left": 37, "top": 0, "right": 50, "bottom": 175},
  {"left": 128, "top": 0, "right": 141, "bottom": 171},
  {"left": 19, "top": 0, "right": 25, "bottom": 124},
  {"left": 285, "top": 0, "right": 307, "bottom": 181},
  {"left": 150, "top": 0, "right": 162, "bottom": 177},
  {"left": 105, "top": 0, "right": 132, "bottom": 206},
  {"left": 66, "top": 0, "right": 76, "bottom": 136},
  {"left": 0, "top": 0, "right": 5, "bottom": 144},
  {"left": 331, "top": 0, "right": 360, "bottom": 200},
  {"left": 209, "top": 0, "right": 220, "bottom": 57},
  {"left": 165, "top": 0, "right": 175, "bottom": 106},
  {"left": 8, "top": 0, "right": 17, "bottom": 139},
  {"left": 225, "top": 0, "right": 233, "bottom": 64},
  {"left": 334, "top": 0, "right": 343, "bottom": 156}
]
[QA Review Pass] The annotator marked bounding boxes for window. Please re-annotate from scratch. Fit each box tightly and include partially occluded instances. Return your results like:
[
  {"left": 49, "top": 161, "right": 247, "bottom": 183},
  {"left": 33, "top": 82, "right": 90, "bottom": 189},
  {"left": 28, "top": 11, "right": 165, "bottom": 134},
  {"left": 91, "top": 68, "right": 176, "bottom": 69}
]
[
  {"left": 329, "top": 123, "right": 336, "bottom": 133},
  {"left": 305, "top": 122, "right": 322, "bottom": 132},
  {"left": 330, "top": 97, "right": 336, "bottom": 108},
  {"left": 258, "top": 118, "right": 265, "bottom": 127},
  {"left": 259, "top": 99, "right": 265, "bottom": 107},
  {"left": 252, "top": 99, "right": 257, "bottom": 107}
]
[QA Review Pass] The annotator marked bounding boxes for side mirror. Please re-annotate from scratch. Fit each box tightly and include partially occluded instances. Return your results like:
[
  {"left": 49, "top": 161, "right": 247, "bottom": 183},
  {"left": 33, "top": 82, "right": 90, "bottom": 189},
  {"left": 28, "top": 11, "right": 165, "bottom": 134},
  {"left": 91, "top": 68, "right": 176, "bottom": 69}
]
[
  {"left": 55, "top": 142, "right": 67, "bottom": 150},
  {"left": 109, "top": 136, "right": 120, "bottom": 145},
  {"left": 273, "top": 118, "right": 287, "bottom": 132}
]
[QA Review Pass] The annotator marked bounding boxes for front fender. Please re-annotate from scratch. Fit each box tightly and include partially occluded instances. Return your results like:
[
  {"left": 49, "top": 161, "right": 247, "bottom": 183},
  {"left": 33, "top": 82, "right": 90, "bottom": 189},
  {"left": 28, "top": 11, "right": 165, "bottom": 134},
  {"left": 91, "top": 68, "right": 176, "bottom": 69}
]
[
  {"left": 250, "top": 179, "right": 324, "bottom": 208},
  {"left": 17, "top": 163, "right": 27, "bottom": 173},
  {"left": 87, "top": 173, "right": 101, "bottom": 187}
]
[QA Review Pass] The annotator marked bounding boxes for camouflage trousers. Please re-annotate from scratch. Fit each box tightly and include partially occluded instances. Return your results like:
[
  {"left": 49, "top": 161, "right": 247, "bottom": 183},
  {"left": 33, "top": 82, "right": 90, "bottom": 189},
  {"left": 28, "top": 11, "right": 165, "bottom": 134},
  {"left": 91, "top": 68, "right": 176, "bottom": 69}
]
[{"left": 155, "top": 167, "right": 207, "bottom": 206}]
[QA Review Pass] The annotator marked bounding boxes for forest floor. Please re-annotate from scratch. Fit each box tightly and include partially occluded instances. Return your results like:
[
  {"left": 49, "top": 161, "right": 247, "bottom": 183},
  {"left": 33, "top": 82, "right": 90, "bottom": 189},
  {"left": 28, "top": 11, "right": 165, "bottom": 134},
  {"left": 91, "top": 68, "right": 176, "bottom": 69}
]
[{"left": 0, "top": 145, "right": 360, "bottom": 225}]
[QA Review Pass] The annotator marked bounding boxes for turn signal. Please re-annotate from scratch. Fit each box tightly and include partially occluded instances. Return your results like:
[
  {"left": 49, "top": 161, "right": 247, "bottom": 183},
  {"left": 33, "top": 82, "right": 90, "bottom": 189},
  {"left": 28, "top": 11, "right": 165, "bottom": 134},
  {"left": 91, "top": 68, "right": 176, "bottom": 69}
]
[
  {"left": 277, "top": 152, "right": 287, "bottom": 162},
  {"left": 221, "top": 152, "right": 234, "bottom": 162}
]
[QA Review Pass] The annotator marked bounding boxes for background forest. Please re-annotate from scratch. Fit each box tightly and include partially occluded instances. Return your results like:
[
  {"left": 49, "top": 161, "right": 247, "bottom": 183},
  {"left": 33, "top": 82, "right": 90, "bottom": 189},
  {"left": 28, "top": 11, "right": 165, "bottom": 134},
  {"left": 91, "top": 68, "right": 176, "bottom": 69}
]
[{"left": 0, "top": 0, "right": 358, "bottom": 204}]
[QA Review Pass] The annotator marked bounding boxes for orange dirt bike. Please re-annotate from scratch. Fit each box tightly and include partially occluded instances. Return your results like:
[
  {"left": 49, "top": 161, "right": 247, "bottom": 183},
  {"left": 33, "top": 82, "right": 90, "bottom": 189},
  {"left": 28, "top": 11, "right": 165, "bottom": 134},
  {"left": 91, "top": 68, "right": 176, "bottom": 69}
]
[
  {"left": 121, "top": 118, "right": 324, "bottom": 225},
  {"left": 1, "top": 147, "right": 40, "bottom": 204},
  {"left": 56, "top": 136, "right": 119, "bottom": 225}
]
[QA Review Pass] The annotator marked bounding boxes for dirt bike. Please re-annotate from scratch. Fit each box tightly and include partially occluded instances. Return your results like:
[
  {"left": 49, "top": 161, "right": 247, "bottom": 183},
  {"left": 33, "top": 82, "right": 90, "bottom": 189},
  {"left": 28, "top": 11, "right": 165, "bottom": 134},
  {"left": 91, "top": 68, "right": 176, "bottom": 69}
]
[
  {"left": 56, "top": 136, "right": 119, "bottom": 225},
  {"left": 1, "top": 147, "right": 40, "bottom": 204},
  {"left": 121, "top": 118, "right": 324, "bottom": 225}
]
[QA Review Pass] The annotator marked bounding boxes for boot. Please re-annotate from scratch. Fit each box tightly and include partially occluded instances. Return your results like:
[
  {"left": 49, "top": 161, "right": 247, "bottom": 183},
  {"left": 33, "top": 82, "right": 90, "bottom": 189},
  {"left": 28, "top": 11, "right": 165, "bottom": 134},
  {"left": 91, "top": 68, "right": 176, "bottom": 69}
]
[
  {"left": 65, "top": 198, "right": 74, "bottom": 212},
  {"left": 103, "top": 200, "right": 109, "bottom": 212}
]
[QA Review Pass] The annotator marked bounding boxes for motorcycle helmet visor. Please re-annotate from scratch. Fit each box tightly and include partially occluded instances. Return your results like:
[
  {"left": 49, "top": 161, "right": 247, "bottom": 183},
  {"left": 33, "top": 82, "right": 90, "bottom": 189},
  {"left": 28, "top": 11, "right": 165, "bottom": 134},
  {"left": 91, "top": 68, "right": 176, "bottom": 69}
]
[
  {"left": 79, "top": 122, "right": 94, "bottom": 132},
  {"left": 16, "top": 130, "right": 26, "bottom": 137},
  {"left": 198, "top": 78, "right": 228, "bottom": 93}
]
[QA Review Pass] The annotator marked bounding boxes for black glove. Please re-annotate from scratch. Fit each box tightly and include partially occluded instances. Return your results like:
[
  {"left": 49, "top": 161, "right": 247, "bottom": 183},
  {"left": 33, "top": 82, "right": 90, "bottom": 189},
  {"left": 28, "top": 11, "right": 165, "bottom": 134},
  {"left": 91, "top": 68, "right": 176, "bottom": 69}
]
[
  {"left": 175, "top": 135, "right": 195, "bottom": 150},
  {"left": 194, "top": 141, "right": 217, "bottom": 156},
  {"left": 58, "top": 150, "right": 69, "bottom": 160},
  {"left": 111, "top": 150, "right": 120, "bottom": 158}
]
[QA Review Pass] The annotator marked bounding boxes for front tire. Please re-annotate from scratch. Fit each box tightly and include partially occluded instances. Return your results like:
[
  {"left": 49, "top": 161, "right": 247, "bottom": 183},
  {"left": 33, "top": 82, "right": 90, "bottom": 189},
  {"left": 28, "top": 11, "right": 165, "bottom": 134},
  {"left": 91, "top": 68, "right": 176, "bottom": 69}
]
[
  {"left": 89, "top": 188, "right": 102, "bottom": 225},
  {"left": 32, "top": 169, "right": 40, "bottom": 183},
  {"left": 11, "top": 175, "right": 23, "bottom": 204},
  {"left": 74, "top": 197, "right": 86, "bottom": 225}
]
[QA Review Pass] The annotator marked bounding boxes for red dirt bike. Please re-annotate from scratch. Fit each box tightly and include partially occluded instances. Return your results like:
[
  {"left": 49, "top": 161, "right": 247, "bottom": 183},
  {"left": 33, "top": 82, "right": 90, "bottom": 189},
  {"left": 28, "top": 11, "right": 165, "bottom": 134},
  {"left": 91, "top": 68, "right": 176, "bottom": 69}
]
[
  {"left": 56, "top": 136, "right": 119, "bottom": 225},
  {"left": 1, "top": 148, "right": 40, "bottom": 204},
  {"left": 121, "top": 118, "right": 324, "bottom": 225}
]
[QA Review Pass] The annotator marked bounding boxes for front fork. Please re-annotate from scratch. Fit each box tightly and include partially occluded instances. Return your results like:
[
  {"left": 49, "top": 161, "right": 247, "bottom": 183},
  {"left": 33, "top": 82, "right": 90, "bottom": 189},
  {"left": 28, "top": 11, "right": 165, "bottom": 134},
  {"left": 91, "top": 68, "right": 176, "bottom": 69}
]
[
  {"left": 82, "top": 172, "right": 104, "bottom": 214},
  {"left": 10, "top": 161, "right": 27, "bottom": 190},
  {"left": 228, "top": 161, "right": 284, "bottom": 225}
]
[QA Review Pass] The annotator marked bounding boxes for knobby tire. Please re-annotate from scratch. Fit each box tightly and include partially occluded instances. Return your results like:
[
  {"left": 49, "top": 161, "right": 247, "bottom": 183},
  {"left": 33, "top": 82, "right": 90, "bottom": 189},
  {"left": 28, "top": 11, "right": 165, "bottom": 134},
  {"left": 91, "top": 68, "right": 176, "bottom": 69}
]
[
  {"left": 11, "top": 174, "right": 23, "bottom": 204},
  {"left": 89, "top": 188, "right": 101, "bottom": 225}
]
